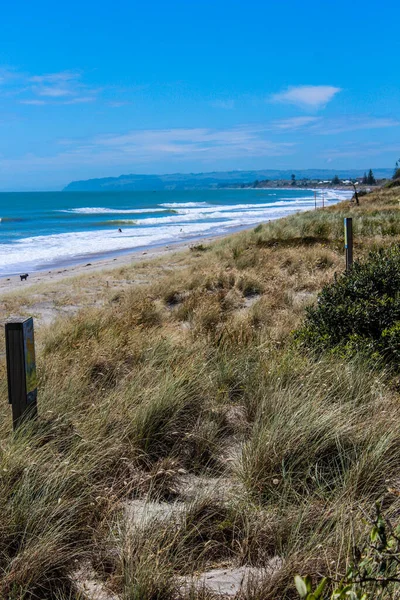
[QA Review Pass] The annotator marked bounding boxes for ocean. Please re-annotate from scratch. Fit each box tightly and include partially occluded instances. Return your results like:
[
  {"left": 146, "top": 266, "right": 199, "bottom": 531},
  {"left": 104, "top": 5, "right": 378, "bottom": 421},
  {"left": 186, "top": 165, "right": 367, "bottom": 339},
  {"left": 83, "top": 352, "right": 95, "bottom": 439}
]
[{"left": 0, "top": 188, "right": 352, "bottom": 277}]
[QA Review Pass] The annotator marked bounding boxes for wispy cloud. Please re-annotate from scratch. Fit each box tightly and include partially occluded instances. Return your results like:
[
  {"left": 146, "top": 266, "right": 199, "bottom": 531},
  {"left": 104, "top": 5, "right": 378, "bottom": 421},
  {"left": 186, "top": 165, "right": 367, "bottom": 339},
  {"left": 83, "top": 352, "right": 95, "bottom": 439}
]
[
  {"left": 19, "top": 99, "right": 47, "bottom": 106},
  {"left": 29, "top": 71, "right": 77, "bottom": 84},
  {"left": 1, "top": 65, "right": 148, "bottom": 109},
  {"left": 272, "top": 116, "right": 321, "bottom": 130},
  {"left": 1, "top": 125, "right": 295, "bottom": 176},
  {"left": 0, "top": 68, "right": 100, "bottom": 105},
  {"left": 28, "top": 71, "right": 83, "bottom": 99},
  {"left": 84, "top": 126, "right": 294, "bottom": 160},
  {"left": 323, "top": 141, "right": 400, "bottom": 160},
  {"left": 271, "top": 115, "right": 399, "bottom": 134},
  {"left": 64, "top": 96, "right": 98, "bottom": 105},
  {"left": 271, "top": 85, "right": 341, "bottom": 109},
  {"left": 0, "top": 67, "right": 18, "bottom": 86},
  {"left": 108, "top": 101, "right": 131, "bottom": 108},
  {"left": 318, "top": 116, "right": 400, "bottom": 135},
  {"left": 210, "top": 99, "right": 235, "bottom": 110}
]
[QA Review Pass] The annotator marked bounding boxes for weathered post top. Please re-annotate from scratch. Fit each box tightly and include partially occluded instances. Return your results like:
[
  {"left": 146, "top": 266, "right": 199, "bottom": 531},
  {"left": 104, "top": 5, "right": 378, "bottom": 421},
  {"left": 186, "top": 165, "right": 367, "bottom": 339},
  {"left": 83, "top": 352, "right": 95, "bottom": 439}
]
[{"left": 5, "top": 317, "right": 38, "bottom": 430}]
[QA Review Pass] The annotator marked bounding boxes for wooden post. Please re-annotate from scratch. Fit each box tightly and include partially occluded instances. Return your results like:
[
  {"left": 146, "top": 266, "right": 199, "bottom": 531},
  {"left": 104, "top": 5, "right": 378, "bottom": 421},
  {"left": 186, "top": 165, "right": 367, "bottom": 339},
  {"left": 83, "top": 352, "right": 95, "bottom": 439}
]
[
  {"left": 5, "top": 317, "right": 38, "bottom": 430},
  {"left": 351, "top": 183, "right": 360, "bottom": 206},
  {"left": 344, "top": 217, "right": 353, "bottom": 271}
]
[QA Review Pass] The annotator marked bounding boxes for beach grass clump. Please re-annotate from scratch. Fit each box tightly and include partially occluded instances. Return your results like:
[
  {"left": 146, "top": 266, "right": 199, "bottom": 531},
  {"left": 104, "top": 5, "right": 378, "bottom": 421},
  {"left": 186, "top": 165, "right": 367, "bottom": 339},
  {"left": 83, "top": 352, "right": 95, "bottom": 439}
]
[
  {"left": 237, "top": 275, "right": 264, "bottom": 297},
  {"left": 237, "top": 354, "right": 399, "bottom": 504},
  {"left": 112, "top": 498, "right": 252, "bottom": 599},
  {"left": 0, "top": 420, "right": 115, "bottom": 598}
]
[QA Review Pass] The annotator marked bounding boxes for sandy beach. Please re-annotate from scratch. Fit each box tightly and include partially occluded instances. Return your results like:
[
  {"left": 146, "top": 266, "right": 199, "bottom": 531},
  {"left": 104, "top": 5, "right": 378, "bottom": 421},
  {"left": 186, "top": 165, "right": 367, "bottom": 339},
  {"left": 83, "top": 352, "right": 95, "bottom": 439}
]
[
  {"left": 0, "top": 240, "right": 193, "bottom": 293},
  {"left": 0, "top": 234, "right": 226, "bottom": 329}
]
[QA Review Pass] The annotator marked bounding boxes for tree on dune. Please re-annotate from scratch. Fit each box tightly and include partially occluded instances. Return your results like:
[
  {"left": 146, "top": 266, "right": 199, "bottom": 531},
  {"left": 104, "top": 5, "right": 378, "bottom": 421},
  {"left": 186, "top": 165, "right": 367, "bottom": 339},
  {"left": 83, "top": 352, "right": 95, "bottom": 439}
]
[
  {"left": 393, "top": 159, "right": 400, "bottom": 180},
  {"left": 367, "top": 169, "right": 376, "bottom": 185}
]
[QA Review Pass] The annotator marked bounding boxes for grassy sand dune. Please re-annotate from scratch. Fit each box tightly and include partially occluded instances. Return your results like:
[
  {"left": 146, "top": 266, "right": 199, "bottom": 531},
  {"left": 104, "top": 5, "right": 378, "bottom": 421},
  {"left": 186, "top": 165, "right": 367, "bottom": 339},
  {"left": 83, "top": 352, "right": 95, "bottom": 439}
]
[{"left": 0, "top": 187, "right": 400, "bottom": 599}]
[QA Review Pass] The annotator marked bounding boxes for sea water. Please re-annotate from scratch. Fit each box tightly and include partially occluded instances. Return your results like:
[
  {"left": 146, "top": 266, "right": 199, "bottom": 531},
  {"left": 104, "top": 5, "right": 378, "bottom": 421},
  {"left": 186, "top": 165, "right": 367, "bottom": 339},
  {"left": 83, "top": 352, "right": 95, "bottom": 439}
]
[{"left": 0, "top": 188, "right": 352, "bottom": 276}]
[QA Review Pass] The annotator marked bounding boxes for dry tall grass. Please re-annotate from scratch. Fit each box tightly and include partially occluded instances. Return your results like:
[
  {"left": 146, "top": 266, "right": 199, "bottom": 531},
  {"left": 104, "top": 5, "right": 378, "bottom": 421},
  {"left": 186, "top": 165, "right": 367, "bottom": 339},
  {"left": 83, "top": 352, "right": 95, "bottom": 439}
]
[{"left": 0, "top": 187, "right": 400, "bottom": 598}]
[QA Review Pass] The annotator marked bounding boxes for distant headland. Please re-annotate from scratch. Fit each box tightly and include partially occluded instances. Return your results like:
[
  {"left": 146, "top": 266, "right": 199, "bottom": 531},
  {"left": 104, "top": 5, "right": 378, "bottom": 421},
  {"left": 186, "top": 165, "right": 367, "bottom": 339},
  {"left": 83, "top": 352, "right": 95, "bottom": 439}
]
[{"left": 63, "top": 168, "right": 393, "bottom": 192}]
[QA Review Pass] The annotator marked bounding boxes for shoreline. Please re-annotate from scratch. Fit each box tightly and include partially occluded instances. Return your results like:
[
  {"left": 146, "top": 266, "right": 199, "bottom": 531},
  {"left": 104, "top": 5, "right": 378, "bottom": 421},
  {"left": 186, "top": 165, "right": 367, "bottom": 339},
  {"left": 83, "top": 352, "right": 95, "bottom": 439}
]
[
  {"left": 0, "top": 190, "right": 354, "bottom": 331},
  {"left": 0, "top": 188, "right": 352, "bottom": 281},
  {"left": 0, "top": 232, "right": 225, "bottom": 294},
  {"left": 0, "top": 220, "right": 254, "bottom": 287},
  {"left": 0, "top": 190, "right": 352, "bottom": 293}
]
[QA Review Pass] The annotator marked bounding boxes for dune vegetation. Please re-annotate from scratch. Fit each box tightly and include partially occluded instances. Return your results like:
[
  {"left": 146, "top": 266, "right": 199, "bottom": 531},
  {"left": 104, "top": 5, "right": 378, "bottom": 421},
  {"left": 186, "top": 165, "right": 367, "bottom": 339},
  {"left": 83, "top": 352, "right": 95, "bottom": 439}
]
[{"left": 1, "top": 186, "right": 400, "bottom": 599}]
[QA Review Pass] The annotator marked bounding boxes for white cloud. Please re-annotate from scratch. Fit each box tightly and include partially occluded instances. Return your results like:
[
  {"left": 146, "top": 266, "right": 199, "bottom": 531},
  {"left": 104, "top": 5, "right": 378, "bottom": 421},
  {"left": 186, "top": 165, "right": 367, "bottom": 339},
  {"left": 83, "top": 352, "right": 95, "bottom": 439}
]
[
  {"left": 0, "top": 67, "right": 99, "bottom": 105},
  {"left": 64, "top": 96, "right": 97, "bottom": 104},
  {"left": 271, "top": 115, "right": 399, "bottom": 135},
  {"left": 29, "top": 71, "right": 82, "bottom": 98},
  {"left": 35, "top": 86, "right": 74, "bottom": 98},
  {"left": 271, "top": 85, "right": 341, "bottom": 109},
  {"left": 19, "top": 99, "right": 47, "bottom": 105},
  {"left": 29, "top": 71, "right": 78, "bottom": 84},
  {"left": 273, "top": 116, "right": 321, "bottom": 130},
  {"left": 19, "top": 95, "right": 97, "bottom": 106},
  {"left": 318, "top": 116, "right": 399, "bottom": 135}
]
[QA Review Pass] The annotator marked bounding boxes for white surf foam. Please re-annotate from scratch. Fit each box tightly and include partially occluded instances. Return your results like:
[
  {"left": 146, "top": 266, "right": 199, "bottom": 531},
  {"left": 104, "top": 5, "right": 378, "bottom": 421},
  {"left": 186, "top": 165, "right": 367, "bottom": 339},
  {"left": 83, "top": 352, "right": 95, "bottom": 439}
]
[
  {"left": 0, "top": 191, "right": 347, "bottom": 275},
  {"left": 0, "top": 221, "right": 224, "bottom": 275},
  {"left": 160, "top": 202, "right": 210, "bottom": 208},
  {"left": 131, "top": 204, "right": 313, "bottom": 226},
  {"left": 310, "top": 189, "right": 354, "bottom": 201},
  {"left": 59, "top": 207, "right": 172, "bottom": 214},
  {"left": 0, "top": 204, "right": 305, "bottom": 275},
  {"left": 324, "top": 189, "right": 354, "bottom": 201}
]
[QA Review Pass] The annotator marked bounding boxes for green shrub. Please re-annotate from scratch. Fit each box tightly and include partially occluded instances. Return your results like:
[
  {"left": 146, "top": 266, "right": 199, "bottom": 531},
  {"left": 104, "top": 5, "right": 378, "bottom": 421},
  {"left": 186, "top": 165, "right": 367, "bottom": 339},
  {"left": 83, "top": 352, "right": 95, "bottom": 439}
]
[
  {"left": 295, "top": 245, "right": 400, "bottom": 364},
  {"left": 295, "top": 503, "right": 400, "bottom": 600},
  {"left": 384, "top": 178, "right": 400, "bottom": 189}
]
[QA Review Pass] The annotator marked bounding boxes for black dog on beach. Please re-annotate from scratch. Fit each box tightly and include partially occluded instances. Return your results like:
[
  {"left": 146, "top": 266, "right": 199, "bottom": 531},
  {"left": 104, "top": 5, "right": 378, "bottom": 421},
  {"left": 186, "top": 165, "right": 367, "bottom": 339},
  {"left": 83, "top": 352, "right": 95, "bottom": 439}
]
[{"left": 20, "top": 273, "right": 29, "bottom": 281}]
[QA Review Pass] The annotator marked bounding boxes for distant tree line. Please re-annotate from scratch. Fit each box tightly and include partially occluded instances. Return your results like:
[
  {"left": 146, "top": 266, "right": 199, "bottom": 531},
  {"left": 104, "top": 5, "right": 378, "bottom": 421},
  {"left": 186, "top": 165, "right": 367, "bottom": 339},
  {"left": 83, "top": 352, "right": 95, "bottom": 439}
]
[
  {"left": 231, "top": 164, "right": 400, "bottom": 190},
  {"left": 362, "top": 169, "right": 376, "bottom": 185},
  {"left": 330, "top": 170, "right": 377, "bottom": 186},
  {"left": 393, "top": 159, "right": 400, "bottom": 180}
]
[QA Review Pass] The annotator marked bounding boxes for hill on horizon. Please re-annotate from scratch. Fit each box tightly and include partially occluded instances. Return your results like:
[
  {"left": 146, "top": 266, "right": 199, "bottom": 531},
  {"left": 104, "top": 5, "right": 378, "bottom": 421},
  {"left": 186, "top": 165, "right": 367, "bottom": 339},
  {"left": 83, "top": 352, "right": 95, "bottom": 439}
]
[{"left": 63, "top": 168, "right": 393, "bottom": 192}]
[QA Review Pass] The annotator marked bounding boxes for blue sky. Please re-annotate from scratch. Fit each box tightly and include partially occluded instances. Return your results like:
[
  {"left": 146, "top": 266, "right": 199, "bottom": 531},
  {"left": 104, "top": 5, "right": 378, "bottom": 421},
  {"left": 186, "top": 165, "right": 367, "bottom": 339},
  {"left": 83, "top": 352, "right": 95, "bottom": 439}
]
[{"left": 0, "top": 0, "right": 399, "bottom": 190}]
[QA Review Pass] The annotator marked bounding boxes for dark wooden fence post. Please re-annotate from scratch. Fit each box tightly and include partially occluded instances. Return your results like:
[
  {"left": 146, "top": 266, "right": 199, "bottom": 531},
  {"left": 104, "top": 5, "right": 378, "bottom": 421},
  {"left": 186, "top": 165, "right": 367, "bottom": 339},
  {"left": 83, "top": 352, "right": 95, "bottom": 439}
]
[
  {"left": 5, "top": 317, "right": 38, "bottom": 430},
  {"left": 344, "top": 217, "right": 353, "bottom": 271}
]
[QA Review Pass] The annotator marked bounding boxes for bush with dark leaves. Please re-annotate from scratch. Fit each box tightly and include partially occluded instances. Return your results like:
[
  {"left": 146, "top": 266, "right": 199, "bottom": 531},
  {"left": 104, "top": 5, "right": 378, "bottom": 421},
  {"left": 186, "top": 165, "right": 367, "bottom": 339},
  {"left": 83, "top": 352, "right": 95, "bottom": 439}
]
[{"left": 295, "top": 245, "right": 400, "bottom": 364}]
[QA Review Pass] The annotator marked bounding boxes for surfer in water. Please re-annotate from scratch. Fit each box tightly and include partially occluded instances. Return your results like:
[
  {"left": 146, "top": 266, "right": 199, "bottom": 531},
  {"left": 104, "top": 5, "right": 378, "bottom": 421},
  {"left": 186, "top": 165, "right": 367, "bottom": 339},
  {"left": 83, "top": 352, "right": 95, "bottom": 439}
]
[{"left": 118, "top": 228, "right": 122, "bottom": 233}]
